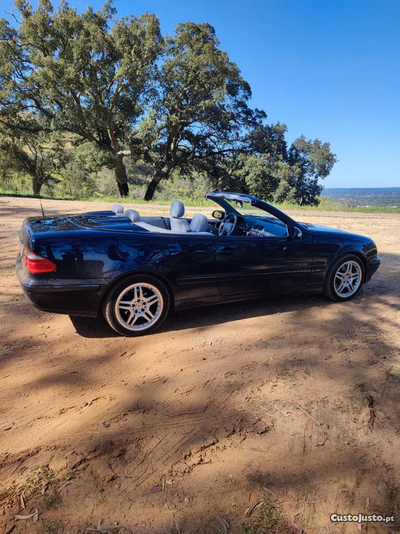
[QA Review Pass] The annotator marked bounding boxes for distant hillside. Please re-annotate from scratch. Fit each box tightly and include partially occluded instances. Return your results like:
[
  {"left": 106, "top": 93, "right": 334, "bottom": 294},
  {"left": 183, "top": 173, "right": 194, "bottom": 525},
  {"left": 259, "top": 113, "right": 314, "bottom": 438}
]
[{"left": 322, "top": 187, "right": 400, "bottom": 208}]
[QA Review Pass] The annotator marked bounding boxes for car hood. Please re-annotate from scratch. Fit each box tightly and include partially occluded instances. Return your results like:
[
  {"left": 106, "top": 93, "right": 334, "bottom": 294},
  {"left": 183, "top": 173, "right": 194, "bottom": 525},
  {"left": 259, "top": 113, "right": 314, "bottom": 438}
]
[
  {"left": 300, "top": 222, "right": 350, "bottom": 234},
  {"left": 299, "top": 222, "right": 371, "bottom": 241}
]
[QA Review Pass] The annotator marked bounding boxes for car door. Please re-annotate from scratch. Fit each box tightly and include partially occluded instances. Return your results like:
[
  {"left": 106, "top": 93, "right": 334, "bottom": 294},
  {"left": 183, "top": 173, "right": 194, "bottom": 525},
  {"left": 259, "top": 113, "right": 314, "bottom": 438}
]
[
  {"left": 216, "top": 230, "right": 314, "bottom": 297},
  {"left": 116, "top": 230, "right": 218, "bottom": 304},
  {"left": 157, "top": 232, "right": 219, "bottom": 302}
]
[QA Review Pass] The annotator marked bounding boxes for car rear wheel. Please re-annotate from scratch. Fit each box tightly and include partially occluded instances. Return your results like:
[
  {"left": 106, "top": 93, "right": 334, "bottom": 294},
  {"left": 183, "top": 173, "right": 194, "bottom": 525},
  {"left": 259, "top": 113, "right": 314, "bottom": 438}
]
[
  {"left": 323, "top": 254, "right": 365, "bottom": 302},
  {"left": 103, "top": 274, "right": 170, "bottom": 336}
]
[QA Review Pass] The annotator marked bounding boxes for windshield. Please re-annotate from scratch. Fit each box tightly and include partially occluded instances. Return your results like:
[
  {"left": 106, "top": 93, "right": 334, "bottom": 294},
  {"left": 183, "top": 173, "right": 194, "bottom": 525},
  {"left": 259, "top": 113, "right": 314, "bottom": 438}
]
[
  {"left": 224, "top": 198, "right": 266, "bottom": 217},
  {"left": 224, "top": 197, "right": 287, "bottom": 235},
  {"left": 224, "top": 198, "right": 287, "bottom": 226}
]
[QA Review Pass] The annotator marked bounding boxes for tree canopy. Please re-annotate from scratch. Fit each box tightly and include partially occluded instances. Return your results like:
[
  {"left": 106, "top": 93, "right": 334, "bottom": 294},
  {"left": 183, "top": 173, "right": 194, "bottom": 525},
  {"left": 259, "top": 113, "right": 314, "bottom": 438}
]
[
  {"left": 122, "top": 22, "right": 265, "bottom": 200},
  {"left": 0, "top": 0, "right": 161, "bottom": 195},
  {"left": 0, "top": 0, "right": 337, "bottom": 203}
]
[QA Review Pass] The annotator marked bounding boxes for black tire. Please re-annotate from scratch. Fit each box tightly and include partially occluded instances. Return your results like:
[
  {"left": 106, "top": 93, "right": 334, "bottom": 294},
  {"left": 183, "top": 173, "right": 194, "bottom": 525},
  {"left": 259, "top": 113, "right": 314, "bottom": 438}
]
[
  {"left": 323, "top": 254, "right": 365, "bottom": 302},
  {"left": 103, "top": 274, "right": 170, "bottom": 336}
]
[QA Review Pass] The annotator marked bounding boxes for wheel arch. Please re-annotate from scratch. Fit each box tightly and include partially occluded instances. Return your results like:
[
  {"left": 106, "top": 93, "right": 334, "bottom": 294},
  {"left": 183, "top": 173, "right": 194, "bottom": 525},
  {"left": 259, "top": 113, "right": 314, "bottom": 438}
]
[
  {"left": 99, "top": 270, "right": 175, "bottom": 314},
  {"left": 334, "top": 249, "right": 367, "bottom": 276}
]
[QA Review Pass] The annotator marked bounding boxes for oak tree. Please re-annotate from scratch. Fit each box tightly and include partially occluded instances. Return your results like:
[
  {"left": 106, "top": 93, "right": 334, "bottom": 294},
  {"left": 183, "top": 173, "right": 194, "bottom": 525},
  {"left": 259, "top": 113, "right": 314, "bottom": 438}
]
[{"left": 0, "top": 0, "right": 162, "bottom": 196}]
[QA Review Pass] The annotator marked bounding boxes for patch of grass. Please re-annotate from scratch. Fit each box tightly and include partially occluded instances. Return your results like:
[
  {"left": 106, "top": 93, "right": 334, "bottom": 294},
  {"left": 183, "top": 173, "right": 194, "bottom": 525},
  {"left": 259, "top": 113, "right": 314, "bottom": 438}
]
[
  {"left": 240, "top": 497, "right": 295, "bottom": 534},
  {"left": 36, "top": 519, "right": 63, "bottom": 534},
  {"left": 43, "top": 491, "right": 62, "bottom": 510},
  {"left": 15, "top": 465, "right": 65, "bottom": 519},
  {"left": 62, "top": 471, "right": 76, "bottom": 482},
  {"left": 389, "top": 367, "right": 400, "bottom": 380},
  {"left": 20, "top": 466, "right": 56, "bottom": 500},
  {"left": 276, "top": 368, "right": 296, "bottom": 382}
]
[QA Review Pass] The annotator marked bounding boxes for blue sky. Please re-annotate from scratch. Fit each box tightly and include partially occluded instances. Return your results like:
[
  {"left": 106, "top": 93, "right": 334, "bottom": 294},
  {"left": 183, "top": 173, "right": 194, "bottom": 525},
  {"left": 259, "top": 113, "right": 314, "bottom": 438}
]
[{"left": 3, "top": 0, "right": 400, "bottom": 188}]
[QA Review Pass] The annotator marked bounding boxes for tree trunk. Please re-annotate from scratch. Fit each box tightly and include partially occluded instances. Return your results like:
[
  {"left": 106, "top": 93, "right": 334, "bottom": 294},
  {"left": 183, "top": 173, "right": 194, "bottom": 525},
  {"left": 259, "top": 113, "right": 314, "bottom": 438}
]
[
  {"left": 117, "top": 182, "right": 129, "bottom": 197},
  {"left": 32, "top": 176, "right": 43, "bottom": 196},
  {"left": 114, "top": 155, "right": 129, "bottom": 197},
  {"left": 144, "top": 169, "right": 166, "bottom": 201}
]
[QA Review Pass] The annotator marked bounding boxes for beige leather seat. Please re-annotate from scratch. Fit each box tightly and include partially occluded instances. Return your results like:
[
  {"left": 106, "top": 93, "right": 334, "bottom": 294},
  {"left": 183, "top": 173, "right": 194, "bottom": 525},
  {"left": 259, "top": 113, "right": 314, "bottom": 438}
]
[
  {"left": 170, "top": 200, "right": 189, "bottom": 232},
  {"left": 125, "top": 209, "right": 172, "bottom": 233},
  {"left": 189, "top": 213, "right": 208, "bottom": 233},
  {"left": 111, "top": 203, "right": 124, "bottom": 215},
  {"left": 125, "top": 207, "right": 211, "bottom": 235}
]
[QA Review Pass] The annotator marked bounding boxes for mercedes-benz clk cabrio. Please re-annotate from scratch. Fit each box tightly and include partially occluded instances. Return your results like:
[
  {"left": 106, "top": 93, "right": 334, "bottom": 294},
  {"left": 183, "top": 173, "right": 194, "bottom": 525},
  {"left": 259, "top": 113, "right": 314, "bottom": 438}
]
[{"left": 16, "top": 191, "right": 381, "bottom": 336}]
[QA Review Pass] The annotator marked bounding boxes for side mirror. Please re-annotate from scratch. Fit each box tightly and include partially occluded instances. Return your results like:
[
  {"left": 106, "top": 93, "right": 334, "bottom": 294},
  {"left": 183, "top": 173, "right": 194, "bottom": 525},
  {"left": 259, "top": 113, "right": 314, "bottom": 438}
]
[
  {"left": 212, "top": 209, "right": 224, "bottom": 220},
  {"left": 291, "top": 226, "right": 302, "bottom": 239}
]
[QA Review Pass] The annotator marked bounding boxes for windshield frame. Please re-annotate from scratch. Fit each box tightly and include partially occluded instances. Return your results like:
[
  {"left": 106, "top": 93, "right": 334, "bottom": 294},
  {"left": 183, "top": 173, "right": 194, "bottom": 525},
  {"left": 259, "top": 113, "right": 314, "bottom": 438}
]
[{"left": 206, "top": 191, "right": 299, "bottom": 228}]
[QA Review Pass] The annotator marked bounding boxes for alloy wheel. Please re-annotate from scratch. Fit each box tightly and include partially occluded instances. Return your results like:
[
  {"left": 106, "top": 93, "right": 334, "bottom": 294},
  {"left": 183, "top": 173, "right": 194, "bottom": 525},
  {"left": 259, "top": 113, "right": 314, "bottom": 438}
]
[
  {"left": 333, "top": 260, "right": 362, "bottom": 298},
  {"left": 115, "top": 283, "right": 163, "bottom": 331}
]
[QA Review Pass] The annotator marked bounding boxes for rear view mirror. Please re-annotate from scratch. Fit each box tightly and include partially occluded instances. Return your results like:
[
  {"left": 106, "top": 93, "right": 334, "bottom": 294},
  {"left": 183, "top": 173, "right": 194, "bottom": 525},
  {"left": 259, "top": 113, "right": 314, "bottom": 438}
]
[{"left": 212, "top": 210, "right": 224, "bottom": 220}]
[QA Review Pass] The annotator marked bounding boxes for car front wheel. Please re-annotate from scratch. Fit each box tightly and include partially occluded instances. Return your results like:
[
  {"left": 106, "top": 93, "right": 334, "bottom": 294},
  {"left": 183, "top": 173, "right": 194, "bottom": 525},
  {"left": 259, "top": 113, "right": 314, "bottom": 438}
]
[
  {"left": 103, "top": 274, "right": 170, "bottom": 336},
  {"left": 323, "top": 254, "right": 365, "bottom": 302}
]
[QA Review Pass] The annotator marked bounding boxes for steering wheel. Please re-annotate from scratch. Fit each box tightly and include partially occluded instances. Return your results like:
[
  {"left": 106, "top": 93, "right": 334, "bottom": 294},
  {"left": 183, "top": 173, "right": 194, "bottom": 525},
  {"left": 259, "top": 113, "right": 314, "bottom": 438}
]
[{"left": 218, "top": 213, "right": 238, "bottom": 236}]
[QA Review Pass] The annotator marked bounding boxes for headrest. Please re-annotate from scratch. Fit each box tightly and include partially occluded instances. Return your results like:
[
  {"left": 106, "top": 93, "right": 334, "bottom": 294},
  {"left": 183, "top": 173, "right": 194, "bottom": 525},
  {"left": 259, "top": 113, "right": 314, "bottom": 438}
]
[
  {"left": 112, "top": 203, "right": 124, "bottom": 215},
  {"left": 170, "top": 200, "right": 185, "bottom": 218},
  {"left": 125, "top": 209, "right": 140, "bottom": 223},
  {"left": 189, "top": 213, "right": 208, "bottom": 233}
]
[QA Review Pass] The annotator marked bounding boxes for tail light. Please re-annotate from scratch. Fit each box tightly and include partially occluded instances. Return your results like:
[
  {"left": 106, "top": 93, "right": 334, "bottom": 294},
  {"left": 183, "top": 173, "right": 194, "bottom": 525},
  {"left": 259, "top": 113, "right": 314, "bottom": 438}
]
[{"left": 23, "top": 248, "right": 57, "bottom": 274}]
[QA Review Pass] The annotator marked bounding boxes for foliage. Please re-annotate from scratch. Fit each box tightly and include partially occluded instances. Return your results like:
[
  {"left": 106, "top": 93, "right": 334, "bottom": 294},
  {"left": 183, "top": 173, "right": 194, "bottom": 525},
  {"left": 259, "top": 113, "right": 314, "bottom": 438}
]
[
  {"left": 58, "top": 157, "right": 96, "bottom": 199},
  {"left": 218, "top": 123, "right": 337, "bottom": 205},
  {"left": 0, "top": 0, "right": 162, "bottom": 195},
  {"left": 240, "top": 498, "right": 295, "bottom": 534},
  {"left": 154, "top": 169, "right": 213, "bottom": 203},
  {"left": 0, "top": 114, "right": 64, "bottom": 195},
  {"left": 0, "top": 0, "right": 336, "bottom": 204},
  {"left": 125, "top": 21, "right": 264, "bottom": 200},
  {"left": 286, "top": 136, "right": 337, "bottom": 205}
]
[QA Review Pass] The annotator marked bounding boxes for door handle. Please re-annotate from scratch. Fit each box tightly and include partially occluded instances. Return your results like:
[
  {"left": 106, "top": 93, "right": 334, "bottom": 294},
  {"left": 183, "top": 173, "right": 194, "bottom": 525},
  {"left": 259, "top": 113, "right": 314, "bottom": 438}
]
[{"left": 219, "top": 246, "right": 235, "bottom": 255}]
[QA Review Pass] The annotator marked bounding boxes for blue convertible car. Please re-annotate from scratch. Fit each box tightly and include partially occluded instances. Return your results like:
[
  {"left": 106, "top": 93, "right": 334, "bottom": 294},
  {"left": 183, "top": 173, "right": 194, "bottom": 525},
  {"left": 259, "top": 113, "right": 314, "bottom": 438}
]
[{"left": 16, "top": 191, "right": 381, "bottom": 336}]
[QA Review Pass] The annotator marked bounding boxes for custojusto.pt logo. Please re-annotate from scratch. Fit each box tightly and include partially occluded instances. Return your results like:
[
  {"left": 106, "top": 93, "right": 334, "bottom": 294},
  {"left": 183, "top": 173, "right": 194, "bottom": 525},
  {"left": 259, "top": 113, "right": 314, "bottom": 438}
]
[{"left": 330, "top": 513, "right": 395, "bottom": 524}]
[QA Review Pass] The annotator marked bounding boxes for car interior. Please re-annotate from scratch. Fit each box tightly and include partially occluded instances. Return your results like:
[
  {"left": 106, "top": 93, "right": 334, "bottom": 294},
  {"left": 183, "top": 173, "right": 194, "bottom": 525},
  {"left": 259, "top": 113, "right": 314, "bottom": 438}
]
[
  {"left": 108, "top": 199, "right": 288, "bottom": 238},
  {"left": 122, "top": 201, "right": 212, "bottom": 235}
]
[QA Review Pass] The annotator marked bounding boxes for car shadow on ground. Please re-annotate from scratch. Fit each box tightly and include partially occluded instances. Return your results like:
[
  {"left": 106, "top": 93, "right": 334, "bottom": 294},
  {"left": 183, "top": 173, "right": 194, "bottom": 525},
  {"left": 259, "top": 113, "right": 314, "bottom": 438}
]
[
  {"left": 70, "top": 251, "right": 398, "bottom": 339},
  {"left": 69, "top": 293, "right": 337, "bottom": 338}
]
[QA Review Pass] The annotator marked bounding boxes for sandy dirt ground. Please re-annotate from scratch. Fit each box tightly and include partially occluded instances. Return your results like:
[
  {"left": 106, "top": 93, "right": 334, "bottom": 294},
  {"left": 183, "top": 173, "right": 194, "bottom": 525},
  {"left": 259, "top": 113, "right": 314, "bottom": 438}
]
[{"left": 0, "top": 196, "right": 399, "bottom": 534}]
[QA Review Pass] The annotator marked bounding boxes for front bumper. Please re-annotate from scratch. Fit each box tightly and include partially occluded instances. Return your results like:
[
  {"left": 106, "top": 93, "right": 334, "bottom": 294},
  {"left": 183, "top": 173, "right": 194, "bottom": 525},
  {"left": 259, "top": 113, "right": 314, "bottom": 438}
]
[
  {"left": 365, "top": 256, "right": 381, "bottom": 282},
  {"left": 16, "top": 254, "right": 104, "bottom": 317}
]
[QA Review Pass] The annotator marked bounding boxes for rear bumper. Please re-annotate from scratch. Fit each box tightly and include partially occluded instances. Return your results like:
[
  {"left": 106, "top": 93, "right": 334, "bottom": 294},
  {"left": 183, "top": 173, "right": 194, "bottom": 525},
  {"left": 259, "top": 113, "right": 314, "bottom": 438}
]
[
  {"left": 16, "top": 254, "right": 104, "bottom": 317},
  {"left": 365, "top": 256, "right": 381, "bottom": 282}
]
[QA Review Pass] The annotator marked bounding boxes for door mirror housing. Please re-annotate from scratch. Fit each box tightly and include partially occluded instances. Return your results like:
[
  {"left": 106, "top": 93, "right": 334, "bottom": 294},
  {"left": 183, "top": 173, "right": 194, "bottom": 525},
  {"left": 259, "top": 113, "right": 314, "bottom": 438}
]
[
  {"left": 212, "top": 209, "right": 224, "bottom": 220},
  {"left": 290, "top": 226, "right": 302, "bottom": 239}
]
